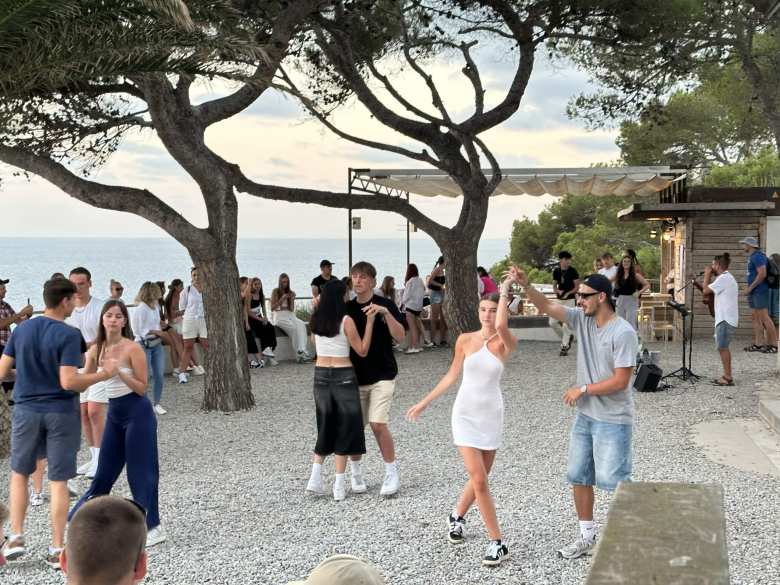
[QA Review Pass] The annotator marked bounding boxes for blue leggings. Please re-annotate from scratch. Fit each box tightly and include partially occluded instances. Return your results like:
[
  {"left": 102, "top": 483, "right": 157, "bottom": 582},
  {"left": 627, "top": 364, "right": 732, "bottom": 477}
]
[
  {"left": 70, "top": 392, "right": 160, "bottom": 530},
  {"left": 142, "top": 342, "right": 165, "bottom": 405}
]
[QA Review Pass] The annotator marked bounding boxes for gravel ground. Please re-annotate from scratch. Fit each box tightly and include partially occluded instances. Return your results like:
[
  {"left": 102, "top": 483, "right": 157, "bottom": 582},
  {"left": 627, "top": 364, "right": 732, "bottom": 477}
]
[{"left": 1, "top": 338, "right": 779, "bottom": 584}]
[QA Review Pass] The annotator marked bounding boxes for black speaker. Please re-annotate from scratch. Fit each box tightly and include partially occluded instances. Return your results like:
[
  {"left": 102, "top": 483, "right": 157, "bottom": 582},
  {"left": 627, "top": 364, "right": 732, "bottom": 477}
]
[{"left": 634, "top": 364, "right": 663, "bottom": 392}]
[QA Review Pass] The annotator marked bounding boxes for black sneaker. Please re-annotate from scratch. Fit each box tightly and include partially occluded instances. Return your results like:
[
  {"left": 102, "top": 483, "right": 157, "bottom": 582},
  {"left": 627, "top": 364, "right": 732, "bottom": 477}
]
[
  {"left": 559, "top": 345, "right": 569, "bottom": 356},
  {"left": 483, "top": 540, "right": 509, "bottom": 566},
  {"left": 448, "top": 514, "right": 466, "bottom": 544}
]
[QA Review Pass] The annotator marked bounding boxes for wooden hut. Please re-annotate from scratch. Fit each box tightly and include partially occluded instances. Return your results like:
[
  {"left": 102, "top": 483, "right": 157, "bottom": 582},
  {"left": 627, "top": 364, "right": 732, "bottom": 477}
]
[{"left": 620, "top": 187, "right": 779, "bottom": 340}]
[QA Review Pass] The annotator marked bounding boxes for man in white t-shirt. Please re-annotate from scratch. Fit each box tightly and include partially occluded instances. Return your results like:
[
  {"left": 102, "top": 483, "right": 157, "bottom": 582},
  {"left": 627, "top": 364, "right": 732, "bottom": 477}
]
[
  {"left": 703, "top": 253, "right": 739, "bottom": 386},
  {"left": 65, "top": 267, "right": 105, "bottom": 478},
  {"left": 597, "top": 253, "right": 618, "bottom": 282}
]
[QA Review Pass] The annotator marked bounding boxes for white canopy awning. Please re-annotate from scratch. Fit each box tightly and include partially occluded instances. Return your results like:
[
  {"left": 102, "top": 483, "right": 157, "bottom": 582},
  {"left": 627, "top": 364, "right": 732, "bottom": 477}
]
[{"left": 353, "top": 166, "right": 687, "bottom": 198}]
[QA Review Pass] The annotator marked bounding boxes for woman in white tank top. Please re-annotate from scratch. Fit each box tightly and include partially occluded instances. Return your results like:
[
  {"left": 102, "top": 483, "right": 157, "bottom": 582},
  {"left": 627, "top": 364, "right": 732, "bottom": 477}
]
[
  {"left": 406, "top": 277, "right": 518, "bottom": 567},
  {"left": 69, "top": 300, "right": 166, "bottom": 547},
  {"left": 305, "top": 279, "right": 380, "bottom": 502}
]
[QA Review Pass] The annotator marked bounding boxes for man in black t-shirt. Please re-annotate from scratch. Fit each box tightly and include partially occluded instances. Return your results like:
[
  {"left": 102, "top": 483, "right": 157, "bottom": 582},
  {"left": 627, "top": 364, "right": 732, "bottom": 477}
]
[
  {"left": 310, "top": 260, "right": 337, "bottom": 300},
  {"left": 551, "top": 251, "right": 581, "bottom": 356},
  {"left": 346, "top": 261, "right": 407, "bottom": 498}
]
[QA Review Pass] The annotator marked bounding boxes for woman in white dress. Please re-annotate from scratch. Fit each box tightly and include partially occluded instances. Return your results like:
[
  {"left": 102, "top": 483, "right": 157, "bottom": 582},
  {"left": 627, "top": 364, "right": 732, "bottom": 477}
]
[{"left": 406, "top": 276, "right": 517, "bottom": 567}]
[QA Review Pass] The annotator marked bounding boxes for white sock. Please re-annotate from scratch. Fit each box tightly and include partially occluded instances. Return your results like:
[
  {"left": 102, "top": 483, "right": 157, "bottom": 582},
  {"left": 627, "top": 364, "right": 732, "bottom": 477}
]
[
  {"left": 310, "top": 462, "right": 322, "bottom": 478},
  {"left": 334, "top": 473, "right": 345, "bottom": 486},
  {"left": 385, "top": 461, "right": 397, "bottom": 475},
  {"left": 89, "top": 447, "right": 99, "bottom": 463},
  {"left": 349, "top": 460, "right": 362, "bottom": 474},
  {"left": 579, "top": 520, "right": 596, "bottom": 540}
]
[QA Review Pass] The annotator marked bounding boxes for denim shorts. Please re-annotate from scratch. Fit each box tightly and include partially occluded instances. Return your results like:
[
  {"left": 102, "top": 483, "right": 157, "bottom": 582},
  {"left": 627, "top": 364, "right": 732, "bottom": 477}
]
[
  {"left": 567, "top": 412, "right": 632, "bottom": 491},
  {"left": 748, "top": 288, "right": 770, "bottom": 310},
  {"left": 715, "top": 321, "right": 736, "bottom": 350},
  {"left": 11, "top": 406, "right": 81, "bottom": 481},
  {"left": 429, "top": 290, "right": 444, "bottom": 305}
]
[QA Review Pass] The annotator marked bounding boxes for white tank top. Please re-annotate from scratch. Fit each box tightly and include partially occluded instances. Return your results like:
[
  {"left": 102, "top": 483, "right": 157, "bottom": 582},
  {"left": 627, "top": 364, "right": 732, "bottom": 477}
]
[
  {"left": 314, "top": 318, "right": 350, "bottom": 358},
  {"left": 92, "top": 366, "right": 135, "bottom": 399}
]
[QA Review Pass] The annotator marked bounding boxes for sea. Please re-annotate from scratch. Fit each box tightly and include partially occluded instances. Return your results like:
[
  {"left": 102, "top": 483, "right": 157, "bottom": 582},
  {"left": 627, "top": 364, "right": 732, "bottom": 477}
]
[{"left": 0, "top": 237, "right": 509, "bottom": 310}]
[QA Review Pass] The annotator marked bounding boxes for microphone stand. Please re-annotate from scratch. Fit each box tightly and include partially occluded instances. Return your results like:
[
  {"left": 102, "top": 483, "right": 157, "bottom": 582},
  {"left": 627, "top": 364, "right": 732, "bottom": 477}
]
[{"left": 661, "top": 278, "right": 700, "bottom": 383}]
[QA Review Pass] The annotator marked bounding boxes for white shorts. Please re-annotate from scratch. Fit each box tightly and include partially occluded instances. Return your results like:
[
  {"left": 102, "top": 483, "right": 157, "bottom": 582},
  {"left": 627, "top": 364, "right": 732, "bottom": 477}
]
[
  {"left": 172, "top": 320, "right": 182, "bottom": 334},
  {"left": 79, "top": 381, "right": 109, "bottom": 404},
  {"left": 181, "top": 318, "right": 207, "bottom": 340}
]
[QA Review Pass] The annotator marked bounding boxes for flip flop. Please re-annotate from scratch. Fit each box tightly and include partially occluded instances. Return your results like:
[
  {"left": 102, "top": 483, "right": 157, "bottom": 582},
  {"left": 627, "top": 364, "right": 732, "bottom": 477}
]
[
  {"left": 744, "top": 344, "right": 764, "bottom": 352},
  {"left": 761, "top": 345, "right": 778, "bottom": 354},
  {"left": 711, "top": 377, "right": 734, "bottom": 387}
]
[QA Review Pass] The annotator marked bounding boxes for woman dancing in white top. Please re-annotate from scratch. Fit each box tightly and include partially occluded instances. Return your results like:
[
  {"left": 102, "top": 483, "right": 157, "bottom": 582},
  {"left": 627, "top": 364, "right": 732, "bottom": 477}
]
[{"left": 406, "top": 277, "right": 517, "bottom": 566}]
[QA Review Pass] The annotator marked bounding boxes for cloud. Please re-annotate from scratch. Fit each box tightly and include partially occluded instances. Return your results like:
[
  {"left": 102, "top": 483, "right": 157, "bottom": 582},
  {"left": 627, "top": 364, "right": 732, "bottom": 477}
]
[{"left": 563, "top": 134, "right": 619, "bottom": 155}]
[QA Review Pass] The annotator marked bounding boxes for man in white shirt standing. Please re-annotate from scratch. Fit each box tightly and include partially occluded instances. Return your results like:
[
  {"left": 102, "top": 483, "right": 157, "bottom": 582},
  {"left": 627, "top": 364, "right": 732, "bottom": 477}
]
[
  {"left": 703, "top": 253, "right": 739, "bottom": 386},
  {"left": 65, "top": 267, "right": 105, "bottom": 478},
  {"left": 597, "top": 253, "right": 618, "bottom": 282},
  {"left": 177, "top": 267, "right": 207, "bottom": 384}
]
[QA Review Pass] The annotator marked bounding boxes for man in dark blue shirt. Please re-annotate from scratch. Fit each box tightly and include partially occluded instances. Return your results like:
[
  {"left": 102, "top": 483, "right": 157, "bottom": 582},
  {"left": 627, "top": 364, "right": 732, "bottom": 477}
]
[
  {"left": 740, "top": 236, "right": 778, "bottom": 353},
  {"left": 0, "top": 278, "right": 116, "bottom": 569}
]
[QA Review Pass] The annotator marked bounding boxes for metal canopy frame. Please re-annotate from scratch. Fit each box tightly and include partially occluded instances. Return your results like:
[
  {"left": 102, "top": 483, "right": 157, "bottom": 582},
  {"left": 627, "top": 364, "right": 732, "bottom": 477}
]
[{"left": 345, "top": 166, "right": 688, "bottom": 268}]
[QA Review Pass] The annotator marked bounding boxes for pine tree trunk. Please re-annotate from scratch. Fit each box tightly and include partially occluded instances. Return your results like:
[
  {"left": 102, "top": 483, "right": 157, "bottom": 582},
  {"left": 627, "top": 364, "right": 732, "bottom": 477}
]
[
  {"left": 194, "top": 253, "right": 255, "bottom": 412},
  {"left": 0, "top": 389, "right": 10, "bottom": 459},
  {"left": 441, "top": 236, "right": 481, "bottom": 339}
]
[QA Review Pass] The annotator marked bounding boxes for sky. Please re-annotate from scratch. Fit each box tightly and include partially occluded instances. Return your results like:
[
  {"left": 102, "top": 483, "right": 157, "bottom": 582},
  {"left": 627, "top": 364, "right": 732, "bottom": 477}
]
[{"left": 0, "top": 51, "right": 621, "bottom": 240}]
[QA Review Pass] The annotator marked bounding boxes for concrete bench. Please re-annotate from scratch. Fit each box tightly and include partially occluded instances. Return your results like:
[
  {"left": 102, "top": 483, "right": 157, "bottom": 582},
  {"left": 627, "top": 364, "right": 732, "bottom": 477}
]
[{"left": 586, "top": 482, "right": 729, "bottom": 585}]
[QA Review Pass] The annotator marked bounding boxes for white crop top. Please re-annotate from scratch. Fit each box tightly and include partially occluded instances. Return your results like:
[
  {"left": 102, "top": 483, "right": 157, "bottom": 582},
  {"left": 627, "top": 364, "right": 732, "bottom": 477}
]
[
  {"left": 314, "top": 318, "right": 351, "bottom": 358},
  {"left": 91, "top": 367, "right": 135, "bottom": 399}
]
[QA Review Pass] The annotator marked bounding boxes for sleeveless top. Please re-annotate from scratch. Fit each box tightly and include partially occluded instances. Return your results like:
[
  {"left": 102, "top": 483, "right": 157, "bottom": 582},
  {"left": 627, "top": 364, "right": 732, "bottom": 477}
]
[
  {"left": 91, "top": 366, "right": 135, "bottom": 399},
  {"left": 614, "top": 271, "right": 641, "bottom": 297},
  {"left": 451, "top": 334, "right": 505, "bottom": 450},
  {"left": 314, "top": 318, "right": 350, "bottom": 358}
]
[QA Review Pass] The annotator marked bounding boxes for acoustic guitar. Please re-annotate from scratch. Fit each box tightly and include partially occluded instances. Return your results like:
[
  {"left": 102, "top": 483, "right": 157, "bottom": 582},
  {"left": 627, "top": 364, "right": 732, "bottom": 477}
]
[{"left": 692, "top": 280, "right": 715, "bottom": 318}]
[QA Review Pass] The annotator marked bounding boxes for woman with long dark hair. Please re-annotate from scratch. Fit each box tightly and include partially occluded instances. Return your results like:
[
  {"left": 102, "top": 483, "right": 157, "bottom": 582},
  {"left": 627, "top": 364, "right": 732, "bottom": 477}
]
[
  {"left": 69, "top": 300, "right": 165, "bottom": 548},
  {"left": 306, "top": 279, "right": 379, "bottom": 501},
  {"left": 131, "top": 282, "right": 167, "bottom": 415},
  {"left": 614, "top": 256, "right": 650, "bottom": 331},
  {"left": 623, "top": 249, "right": 643, "bottom": 276},
  {"left": 402, "top": 263, "right": 428, "bottom": 354},
  {"left": 427, "top": 256, "right": 448, "bottom": 345},
  {"left": 271, "top": 273, "right": 311, "bottom": 362},
  {"left": 406, "top": 277, "right": 518, "bottom": 566},
  {"left": 248, "top": 277, "right": 278, "bottom": 365}
]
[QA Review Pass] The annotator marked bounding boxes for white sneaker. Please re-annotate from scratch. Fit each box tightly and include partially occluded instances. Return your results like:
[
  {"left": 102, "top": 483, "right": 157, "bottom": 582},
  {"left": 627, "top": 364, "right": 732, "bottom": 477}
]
[
  {"left": 172, "top": 368, "right": 181, "bottom": 377},
  {"left": 333, "top": 481, "right": 347, "bottom": 502},
  {"left": 380, "top": 469, "right": 400, "bottom": 497},
  {"left": 267, "top": 357, "right": 279, "bottom": 366},
  {"left": 423, "top": 340, "right": 435, "bottom": 348},
  {"left": 146, "top": 526, "right": 167, "bottom": 548},
  {"left": 86, "top": 459, "right": 98, "bottom": 479},
  {"left": 154, "top": 404, "right": 167, "bottom": 416},
  {"left": 558, "top": 535, "right": 597, "bottom": 559},
  {"left": 262, "top": 348, "right": 275, "bottom": 357},
  {"left": 350, "top": 470, "right": 367, "bottom": 494},
  {"left": 76, "top": 460, "right": 91, "bottom": 476},
  {"left": 192, "top": 365, "right": 205, "bottom": 376},
  {"left": 177, "top": 372, "right": 188, "bottom": 384},
  {"left": 404, "top": 347, "right": 422, "bottom": 354},
  {"left": 29, "top": 490, "right": 45, "bottom": 507},
  {"left": 249, "top": 360, "right": 263, "bottom": 369},
  {"left": 306, "top": 475, "right": 327, "bottom": 497}
]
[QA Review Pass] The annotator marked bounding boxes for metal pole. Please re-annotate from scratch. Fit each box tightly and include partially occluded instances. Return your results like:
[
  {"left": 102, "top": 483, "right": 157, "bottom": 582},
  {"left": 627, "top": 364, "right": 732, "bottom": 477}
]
[
  {"left": 406, "top": 192, "right": 410, "bottom": 268},
  {"left": 348, "top": 168, "right": 353, "bottom": 269}
]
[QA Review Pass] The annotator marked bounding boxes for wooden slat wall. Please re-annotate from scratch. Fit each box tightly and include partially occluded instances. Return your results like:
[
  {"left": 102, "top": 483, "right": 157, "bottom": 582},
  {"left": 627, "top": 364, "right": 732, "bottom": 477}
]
[{"left": 687, "top": 214, "right": 760, "bottom": 338}]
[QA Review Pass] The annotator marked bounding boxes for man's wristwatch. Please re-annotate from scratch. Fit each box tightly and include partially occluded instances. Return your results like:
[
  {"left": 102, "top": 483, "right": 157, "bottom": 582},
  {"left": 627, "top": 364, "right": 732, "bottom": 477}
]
[{"left": 580, "top": 384, "right": 588, "bottom": 395}]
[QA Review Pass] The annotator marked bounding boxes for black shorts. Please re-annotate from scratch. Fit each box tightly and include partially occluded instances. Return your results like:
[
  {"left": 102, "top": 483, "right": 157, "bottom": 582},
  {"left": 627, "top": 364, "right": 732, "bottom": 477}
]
[
  {"left": 405, "top": 308, "right": 421, "bottom": 316},
  {"left": 313, "top": 367, "right": 366, "bottom": 457}
]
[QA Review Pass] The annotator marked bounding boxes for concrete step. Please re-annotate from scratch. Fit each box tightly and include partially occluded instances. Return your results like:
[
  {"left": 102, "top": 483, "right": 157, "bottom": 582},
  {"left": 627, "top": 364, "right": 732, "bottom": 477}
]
[
  {"left": 690, "top": 418, "right": 780, "bottom": 478},
  {"left": 759, "top": 398, "right": 780, "bottom": 434}
]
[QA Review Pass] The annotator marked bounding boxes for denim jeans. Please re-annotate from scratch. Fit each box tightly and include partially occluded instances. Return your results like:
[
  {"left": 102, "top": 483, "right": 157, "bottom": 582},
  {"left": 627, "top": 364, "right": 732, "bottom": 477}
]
[
  {"left": 141, "top": 342, "right": 165, "bottom": 405},
  {"left": 567, "top": 412, "right": 632, "bottom": 491}
]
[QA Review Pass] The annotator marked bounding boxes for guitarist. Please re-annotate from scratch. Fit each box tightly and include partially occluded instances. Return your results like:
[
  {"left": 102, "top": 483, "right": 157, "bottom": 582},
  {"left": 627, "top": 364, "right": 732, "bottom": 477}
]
[{"left": 702, "top": 253, "right": 739, "bottom": 386}]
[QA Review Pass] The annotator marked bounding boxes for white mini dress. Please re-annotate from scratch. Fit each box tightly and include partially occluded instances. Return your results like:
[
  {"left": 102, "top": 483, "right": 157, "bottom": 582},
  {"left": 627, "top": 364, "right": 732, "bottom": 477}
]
[{"left": 451, "top": 335, "right": 505, "bottom": 451}]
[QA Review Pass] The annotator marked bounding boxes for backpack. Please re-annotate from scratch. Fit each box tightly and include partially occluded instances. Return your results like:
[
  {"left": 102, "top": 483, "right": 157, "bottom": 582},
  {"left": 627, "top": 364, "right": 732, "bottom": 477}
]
[{"left": 766, "top": 256, "right": 779, "bottom": 289}]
